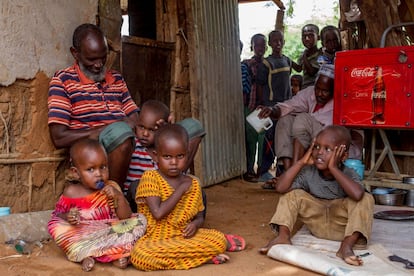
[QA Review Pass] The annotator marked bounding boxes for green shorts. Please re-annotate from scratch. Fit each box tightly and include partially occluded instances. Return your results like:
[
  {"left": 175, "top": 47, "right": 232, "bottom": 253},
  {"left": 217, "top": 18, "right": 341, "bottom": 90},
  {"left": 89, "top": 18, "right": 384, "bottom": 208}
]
[
  {"left": 99, "top": 121, "right": 135, "bottom": 153},
  {"left": 177, "top": 118, "right": 206, "bottom": 140}
]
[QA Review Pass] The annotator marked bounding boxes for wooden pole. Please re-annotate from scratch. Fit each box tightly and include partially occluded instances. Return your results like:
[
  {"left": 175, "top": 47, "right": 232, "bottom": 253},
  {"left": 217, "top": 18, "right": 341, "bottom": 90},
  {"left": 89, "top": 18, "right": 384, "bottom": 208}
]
[{"left": 275, "top": 9, "right": 285, "bottom": 32}]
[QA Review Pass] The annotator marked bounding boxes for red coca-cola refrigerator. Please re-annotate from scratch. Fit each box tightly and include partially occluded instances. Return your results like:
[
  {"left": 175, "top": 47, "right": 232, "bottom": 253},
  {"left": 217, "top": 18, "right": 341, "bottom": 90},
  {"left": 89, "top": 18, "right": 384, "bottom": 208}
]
[{"left": 333, "top": 46, "right": 414, "bottom": 129}]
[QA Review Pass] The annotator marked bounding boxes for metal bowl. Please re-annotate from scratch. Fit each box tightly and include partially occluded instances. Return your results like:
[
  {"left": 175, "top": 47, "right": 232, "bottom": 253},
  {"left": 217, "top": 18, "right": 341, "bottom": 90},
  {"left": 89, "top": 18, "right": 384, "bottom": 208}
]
[
  {"left": 403, "top": 177, "right": 414, "bottom": 185},
  {"left": 372, "top": 189, "right": 407, "bottom": 206}
]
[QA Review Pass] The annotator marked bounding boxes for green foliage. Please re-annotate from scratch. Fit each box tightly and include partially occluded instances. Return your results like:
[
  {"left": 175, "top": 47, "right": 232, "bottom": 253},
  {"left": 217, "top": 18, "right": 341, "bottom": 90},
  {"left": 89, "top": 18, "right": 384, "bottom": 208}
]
[
  {"left": 283, "top": 25, "right": 303, "bottom": 74},
  {"left": 286, "top": 0, "right": 296, "bottom": 18}
]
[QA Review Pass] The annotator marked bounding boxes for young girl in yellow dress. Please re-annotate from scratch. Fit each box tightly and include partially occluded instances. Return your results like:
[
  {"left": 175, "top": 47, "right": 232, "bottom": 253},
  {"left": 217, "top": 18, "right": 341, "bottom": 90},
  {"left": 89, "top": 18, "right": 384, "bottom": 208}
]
[{"left": 131, "top": 124, "right": 245, "bottom": 270}]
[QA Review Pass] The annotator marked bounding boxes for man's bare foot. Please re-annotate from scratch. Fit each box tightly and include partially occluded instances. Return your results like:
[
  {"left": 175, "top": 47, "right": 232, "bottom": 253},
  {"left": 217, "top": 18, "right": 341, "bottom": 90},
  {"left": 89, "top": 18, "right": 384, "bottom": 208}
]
[
  {"left": 209, "top": 254, "right": 230, "bottom": 264},
  {"left": 258, "top": 235, "right": 292, "bottom": 255},
  {"left": 112, "top": 257, "right": 129, "bottom": 269},
  {"left": 81, "top": 257, "right": 95, "bottom": 272},
  {"left": 336, "top": 242, "right": 363, "bottom": 266}
]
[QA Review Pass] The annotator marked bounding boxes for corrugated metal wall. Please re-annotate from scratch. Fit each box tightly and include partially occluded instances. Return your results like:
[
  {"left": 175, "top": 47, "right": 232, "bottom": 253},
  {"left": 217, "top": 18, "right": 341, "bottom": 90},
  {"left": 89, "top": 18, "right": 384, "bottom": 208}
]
[{"left": 189, "top": 0, "right": 246, "bottom": 186}]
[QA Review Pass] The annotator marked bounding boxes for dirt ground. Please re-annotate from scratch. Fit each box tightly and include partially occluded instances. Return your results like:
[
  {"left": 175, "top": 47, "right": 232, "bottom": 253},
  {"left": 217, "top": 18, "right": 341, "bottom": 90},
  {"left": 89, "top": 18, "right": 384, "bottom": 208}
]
[{"left": 0, "top": 177, "right": 320, "bottom": 276}]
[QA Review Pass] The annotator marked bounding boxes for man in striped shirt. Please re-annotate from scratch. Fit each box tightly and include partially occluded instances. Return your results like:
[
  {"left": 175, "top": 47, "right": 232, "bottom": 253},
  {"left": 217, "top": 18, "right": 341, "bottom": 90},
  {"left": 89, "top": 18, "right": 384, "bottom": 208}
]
[{"left": 48, "top": 23, "right": 139, "bottom": 188}]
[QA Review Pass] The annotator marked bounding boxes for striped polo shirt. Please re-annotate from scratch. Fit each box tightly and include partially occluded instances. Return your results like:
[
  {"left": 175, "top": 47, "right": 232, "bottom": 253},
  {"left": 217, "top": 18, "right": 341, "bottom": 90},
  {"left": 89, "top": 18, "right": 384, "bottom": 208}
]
[
  {"left": 124, "top": 138, "right": 157, "bottom": 194},
  {"left": 48, "top": 63, "right": 138, "bottom": 129}
]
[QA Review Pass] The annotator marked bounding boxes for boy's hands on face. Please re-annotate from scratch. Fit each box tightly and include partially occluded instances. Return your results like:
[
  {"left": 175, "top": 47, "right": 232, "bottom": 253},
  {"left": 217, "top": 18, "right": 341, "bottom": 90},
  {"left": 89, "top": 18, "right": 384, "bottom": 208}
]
[
  {"left": 300, "top": 139, "right": 315, "bottom": 166},
  {"left": 328, "top": 144, "right": 346, "bottom": 171}
]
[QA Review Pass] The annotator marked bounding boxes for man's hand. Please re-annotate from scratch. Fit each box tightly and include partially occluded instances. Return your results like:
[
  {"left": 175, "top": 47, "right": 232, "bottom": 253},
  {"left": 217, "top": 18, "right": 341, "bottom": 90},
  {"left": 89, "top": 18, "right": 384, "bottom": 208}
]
[
  {"left": 257, "top": 106, "right": 273, "bottom": 118},
  {"left": 88, "top": 126, "right": 105, "bottom": 140}
]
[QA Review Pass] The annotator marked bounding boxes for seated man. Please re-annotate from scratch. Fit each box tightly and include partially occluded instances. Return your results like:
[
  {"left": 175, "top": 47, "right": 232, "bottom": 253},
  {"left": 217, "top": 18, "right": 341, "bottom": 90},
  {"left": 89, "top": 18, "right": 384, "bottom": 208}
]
[
  {"left": 259, "top": 125, "right": 374, "bottom": 266},
  {"left": 259, "top": 64, "right": 336, "bottom": 173},
  {"left": 259, "top": 64, "right": 364, "bottom": 188},
  {"left": 48, "top": 23, "right": 139, "bottom": 188}
]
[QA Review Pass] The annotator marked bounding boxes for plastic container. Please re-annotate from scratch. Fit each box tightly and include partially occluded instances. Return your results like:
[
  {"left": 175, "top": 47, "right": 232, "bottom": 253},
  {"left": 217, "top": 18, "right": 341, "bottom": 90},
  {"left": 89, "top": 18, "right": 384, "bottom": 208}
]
[
  {"left": 372, "top": 187, "right": 393, "bottom": 195},
  {"left": 0, "top": 207, "right": 10, "bottom": 217},
  {"left": 344, "top": 159, "right": 365, "bottom": 180},
  {"left": 246, "top": 109, "right": 273, "bottom": 133},
  {"left": 14, "top": 239, "right": 43, "bottom": 255}
]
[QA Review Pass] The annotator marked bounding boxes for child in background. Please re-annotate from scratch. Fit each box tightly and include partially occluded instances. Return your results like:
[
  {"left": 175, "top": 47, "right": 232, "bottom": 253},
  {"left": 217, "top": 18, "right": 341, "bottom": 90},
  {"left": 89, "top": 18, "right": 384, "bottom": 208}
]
[
  {"left": 240, "top": 40, "right": 251, "bottom": 108},
  {"left": 256, "top": 30, "right": 294, "bottom": 184},
  {"left": 124, "top": 100, "right": 170, "bottom": 210},
  {"left": 48, "top": 139, "right": 147, "bottom": 272},
  {"left": 242, "top": 33, "right": 267, "bottom": 182},
  {"left": 125, "top": 100, "right": 207, "bottom": 214},
  {"left": 290, "top": 74, "right": 303, "bottom": 96},
  {"left": 131, "top": 124, "right": 245, "bottom": 271},
  {"left": 258, "top": 125, "right": 374, "bottom": 266},
  {"left": 318, "top": 25, "right": 342, "bottom": 65},
  {"left": 296, "top": 24, "right": 322, "bottom": 88}
]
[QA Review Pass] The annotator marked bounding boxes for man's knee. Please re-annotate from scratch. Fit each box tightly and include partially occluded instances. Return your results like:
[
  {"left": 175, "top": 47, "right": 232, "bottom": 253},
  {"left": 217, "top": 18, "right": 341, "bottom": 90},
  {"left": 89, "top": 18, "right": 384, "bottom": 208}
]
[
  {"left": 291, "top": 114, "right": 320, "bottom": 149},
  {"left": 276, "top": 115, "right": 294, "bottom": 131},
  {"left": 99, "top": 121, "right": 135, "bottom": 154}
]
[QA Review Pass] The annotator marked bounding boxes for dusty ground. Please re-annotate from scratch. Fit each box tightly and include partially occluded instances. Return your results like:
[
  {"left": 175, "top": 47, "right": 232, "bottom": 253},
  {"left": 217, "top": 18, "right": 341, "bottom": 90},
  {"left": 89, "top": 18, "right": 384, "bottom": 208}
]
[{"left": 0, "top": 177, "right": 321, "bottom": 276}]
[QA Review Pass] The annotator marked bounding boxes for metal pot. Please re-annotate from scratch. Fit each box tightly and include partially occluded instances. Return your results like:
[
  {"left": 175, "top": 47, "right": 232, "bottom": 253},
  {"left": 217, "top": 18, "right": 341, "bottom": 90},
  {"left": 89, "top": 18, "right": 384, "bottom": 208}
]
[
  {"left": 403, "top": 176, "right": 414, "bottom": 207},
  {"left": 403, "top": 177, "right": 414, "bottom": 184},
  {"left": 406, "top": 190, "right": 414, "bottom": 207},
  {"left": 372, "top": 189, "right": 407, "bottom": 206}
]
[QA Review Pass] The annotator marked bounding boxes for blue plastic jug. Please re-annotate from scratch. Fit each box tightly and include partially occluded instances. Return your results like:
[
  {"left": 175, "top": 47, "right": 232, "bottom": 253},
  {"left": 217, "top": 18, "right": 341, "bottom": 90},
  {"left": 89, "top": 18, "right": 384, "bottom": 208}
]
[{"left": 344, "top": 159, "right": 365, "bottom": 180}]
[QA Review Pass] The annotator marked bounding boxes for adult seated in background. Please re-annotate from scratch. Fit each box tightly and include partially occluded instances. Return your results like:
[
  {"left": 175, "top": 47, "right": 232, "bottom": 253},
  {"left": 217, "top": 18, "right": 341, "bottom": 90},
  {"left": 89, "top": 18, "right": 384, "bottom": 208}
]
[
  {"left": 258, "top": 64, "right": 364, "bottom": 189},
  {"left": 48, "top": 23, "right": 139, "bottom": 189},
  {"left": 258, "top": 64, "right": 335, "bottom": 175}
]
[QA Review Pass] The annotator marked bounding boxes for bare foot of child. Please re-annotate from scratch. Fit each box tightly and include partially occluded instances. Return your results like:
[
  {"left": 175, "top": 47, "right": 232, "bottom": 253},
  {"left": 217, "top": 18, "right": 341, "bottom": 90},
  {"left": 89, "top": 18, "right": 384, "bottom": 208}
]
[
  {"left": 81, "top": 257, "right": 95, "bottom": 272},
  {"left": 336, "top": 243, "right": 363, "bottom": 266},
  {"left": 336, "top": 233, "right": 364, "bottom": 266},
  {"left": 259, "top": 225, "right": 291, "bottom": 255},
  {"left": 258, "top": 235, "right": 291, "bottom": 255},
  {"left": 209, "top": 254, "right": 230, "bottom": 264},
  {"left": 112, "top": 257, "right": 129, "bottom": 269}
]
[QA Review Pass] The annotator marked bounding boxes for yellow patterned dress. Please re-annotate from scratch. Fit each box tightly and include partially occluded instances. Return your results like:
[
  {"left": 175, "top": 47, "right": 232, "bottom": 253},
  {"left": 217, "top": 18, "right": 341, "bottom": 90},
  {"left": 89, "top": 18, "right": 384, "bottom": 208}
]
[{"left": 130, "top": 170, "right": 227, "bottom": 270}]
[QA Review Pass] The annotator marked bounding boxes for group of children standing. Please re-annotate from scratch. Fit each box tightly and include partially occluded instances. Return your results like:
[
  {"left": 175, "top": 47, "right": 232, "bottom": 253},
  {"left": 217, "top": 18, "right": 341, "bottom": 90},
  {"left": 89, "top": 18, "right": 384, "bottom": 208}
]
[{"left": 242, "top": 23, "right": 343, "bottom": 184}]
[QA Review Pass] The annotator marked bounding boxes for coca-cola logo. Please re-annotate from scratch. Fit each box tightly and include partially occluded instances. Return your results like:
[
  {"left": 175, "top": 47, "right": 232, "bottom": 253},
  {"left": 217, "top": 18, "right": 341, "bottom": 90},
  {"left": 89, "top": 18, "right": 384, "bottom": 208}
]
[{"left": 351, "top": 67, "right": 375, "bottom": 78}]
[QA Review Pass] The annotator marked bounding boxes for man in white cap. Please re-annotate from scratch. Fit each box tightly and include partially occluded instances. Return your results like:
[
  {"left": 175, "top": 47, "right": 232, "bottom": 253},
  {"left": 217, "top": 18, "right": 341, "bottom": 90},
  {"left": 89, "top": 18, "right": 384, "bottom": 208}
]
[{"left": 258, "top": 64, "right": 335, "bottom": 188}]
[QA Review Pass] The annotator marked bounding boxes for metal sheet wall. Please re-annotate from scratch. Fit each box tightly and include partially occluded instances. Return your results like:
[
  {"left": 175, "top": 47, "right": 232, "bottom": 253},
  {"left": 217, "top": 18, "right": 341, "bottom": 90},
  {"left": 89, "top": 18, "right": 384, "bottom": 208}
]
[{"left": 189, "top": 0, "right": 245, "bottom": 186}]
